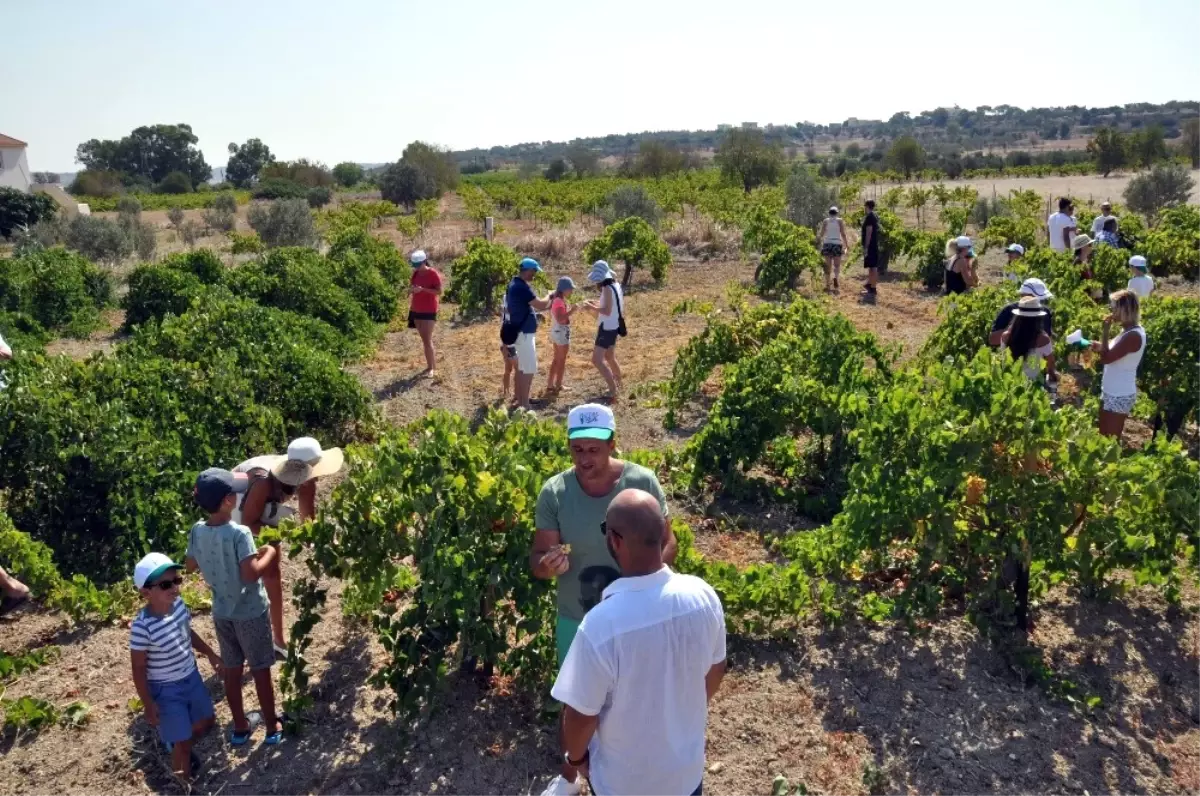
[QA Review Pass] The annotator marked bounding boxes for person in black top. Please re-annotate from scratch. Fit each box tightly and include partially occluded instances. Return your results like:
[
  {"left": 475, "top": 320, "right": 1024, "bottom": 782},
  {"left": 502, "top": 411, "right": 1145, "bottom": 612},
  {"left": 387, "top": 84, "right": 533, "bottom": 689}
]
[
  {"left": 944, "top": 235, "right": 976, "bottom": 295},
  {"left": 861, "top": 200, "right": 881, "bottom": 295},
  {"left": 989, "top": 279, "right": 1055, "bottom": 346}
]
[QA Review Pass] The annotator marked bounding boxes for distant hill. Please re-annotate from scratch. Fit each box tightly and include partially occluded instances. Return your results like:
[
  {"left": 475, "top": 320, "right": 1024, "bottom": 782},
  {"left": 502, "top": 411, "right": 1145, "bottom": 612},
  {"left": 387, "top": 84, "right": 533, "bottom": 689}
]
[{"left": 452, "top": 100, "right": 1199, "bottom": 166}]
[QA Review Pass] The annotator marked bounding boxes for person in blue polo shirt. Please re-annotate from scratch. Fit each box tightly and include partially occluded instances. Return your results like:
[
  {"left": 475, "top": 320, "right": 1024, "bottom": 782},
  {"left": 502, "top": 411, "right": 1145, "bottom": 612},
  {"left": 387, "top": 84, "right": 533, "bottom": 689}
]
[{"left": 503, "top": 257, "right": 553, "bottom": 411}]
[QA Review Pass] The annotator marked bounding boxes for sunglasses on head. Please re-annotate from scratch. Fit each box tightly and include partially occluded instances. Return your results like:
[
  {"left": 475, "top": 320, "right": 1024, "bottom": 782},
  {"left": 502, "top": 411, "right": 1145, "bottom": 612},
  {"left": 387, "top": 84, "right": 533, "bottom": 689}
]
[{"left": 148, "top": 577, "right": 183, "bottom": 591}]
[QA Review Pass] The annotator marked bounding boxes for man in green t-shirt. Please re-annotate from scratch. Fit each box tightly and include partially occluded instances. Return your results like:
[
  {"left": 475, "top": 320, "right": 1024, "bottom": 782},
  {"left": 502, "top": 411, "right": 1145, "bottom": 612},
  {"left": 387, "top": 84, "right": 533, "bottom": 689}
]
[{"left": 531, "top": 403, "right": 675, "bottom": 666}]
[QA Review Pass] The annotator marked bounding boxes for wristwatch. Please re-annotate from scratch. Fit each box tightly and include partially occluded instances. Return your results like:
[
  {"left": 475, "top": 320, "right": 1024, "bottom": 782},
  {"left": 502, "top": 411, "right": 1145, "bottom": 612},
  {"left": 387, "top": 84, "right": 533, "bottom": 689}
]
[{"left": 564, "top": 749, "right": 589, "bottom": 768}]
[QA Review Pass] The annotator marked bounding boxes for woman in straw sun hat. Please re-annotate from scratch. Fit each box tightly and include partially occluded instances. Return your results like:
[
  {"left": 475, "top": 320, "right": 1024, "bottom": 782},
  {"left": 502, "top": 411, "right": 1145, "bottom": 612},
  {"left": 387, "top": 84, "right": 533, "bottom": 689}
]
[
  {"left": 230, "top": 437, "right": 344, "bottom": 655},
  {"left": 579, "top": 261, "right": 624, "bottom": 404}
]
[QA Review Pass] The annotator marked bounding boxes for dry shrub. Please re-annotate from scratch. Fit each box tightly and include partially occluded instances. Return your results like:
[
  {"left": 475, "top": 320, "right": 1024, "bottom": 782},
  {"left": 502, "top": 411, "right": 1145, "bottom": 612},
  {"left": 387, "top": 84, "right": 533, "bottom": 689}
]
[
  {"left": 663, "top": 214, "right": 740, "bottom": 259},
  {"left": 511, "top": 227, "right": 593, "bottom": 264}
]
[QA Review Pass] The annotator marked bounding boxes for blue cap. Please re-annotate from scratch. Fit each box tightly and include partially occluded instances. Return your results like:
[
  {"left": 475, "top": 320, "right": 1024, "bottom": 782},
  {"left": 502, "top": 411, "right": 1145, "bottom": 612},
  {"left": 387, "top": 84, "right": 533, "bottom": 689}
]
[
  {"left": 519, "top": 257, "right": 542, "bottom": 273},
  {"left": 194, "top": 467, "right": 249, "bottom": 513}
]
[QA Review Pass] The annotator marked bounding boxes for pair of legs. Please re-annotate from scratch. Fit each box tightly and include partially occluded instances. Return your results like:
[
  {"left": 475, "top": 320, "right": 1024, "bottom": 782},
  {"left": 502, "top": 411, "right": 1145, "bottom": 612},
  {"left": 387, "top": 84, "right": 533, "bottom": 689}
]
[
  {"left": 500, "top": 345, "right": 515, "bottom": 402},
  {"left": 591, "top": 340, "right": 622, "bottom": 401},
  {"left": 1098, "top": 408, "right": 1129, "bottom": 437},
  {"left": 822, "top": 255, "right": 842, "bottom": 290},
  {"left": 261, "top": 560, "right": 285, "bottom": 651},
  {"left": 415, "top": 318, "right": 436, "bottom": 374},
  {"left": 513, "top": 334, "right": 537, "bottom": 410},
  {"left": 169, "top": 716, "right": 214, "bottom": 784},
  {"left": 865, "top": 266, "right": 879, "bottom": 292},
  {"left": 547, "top": 342, "right": 569, "bottom": 392},
  {"left": 224, "top": 665, "right": 279, "bottom": 738}
]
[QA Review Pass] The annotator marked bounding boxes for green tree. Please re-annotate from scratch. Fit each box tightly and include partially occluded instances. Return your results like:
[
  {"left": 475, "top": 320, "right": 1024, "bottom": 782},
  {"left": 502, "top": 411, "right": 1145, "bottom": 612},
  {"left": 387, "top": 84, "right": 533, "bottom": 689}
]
[
  {"left": 634, "top": 140, "right": 688, "bottom": 178},
  {"left": 543, "top": 158, "right": 568, "bottom": 182},
  {"left": 1086, "top": 127, "right": 1129, "bottom": 177},
  {"left": 886, "top": 136, "right": 926, "bottom": 178},
  {"left": 0, "top": 189, "right": 58, "bottom": 239},
  {"left": 75, "top": 124, "right": 211, "bottom": 187},
  {"left": 715, "top": 129, "right": 783, "bottom": 193},
  {"left": 566, "top": 143, "right": 600, "bottom": 178},
  {"left": 379, "top": 161, "right": 437, "bottom": 209},
  {"left": 1132, "top": 125, "right": 1169, "bottom": 168},
  {"left": 582, "top": 216, "right": 672, "bottom": 288},
  {"left": 1179, "top": 119, "right": 1200, "bottom": 169},
  {"left": 155, "top": 171, "right": 193, "bottom": 194},
  {"left": 226, "top": 138, "right": 275, "bottom": 188},
  {"left": 259, "top": 159, "right": 334, "bottom": 188},
  {"left": 332, "top": 162, "right": 365, "bottom": 188},
  {"left": 400, "top": 141, "right": 459, "bottom": 194},
  {"left": 1123, "top": 162, "right": 1196, "bottom": 217}
]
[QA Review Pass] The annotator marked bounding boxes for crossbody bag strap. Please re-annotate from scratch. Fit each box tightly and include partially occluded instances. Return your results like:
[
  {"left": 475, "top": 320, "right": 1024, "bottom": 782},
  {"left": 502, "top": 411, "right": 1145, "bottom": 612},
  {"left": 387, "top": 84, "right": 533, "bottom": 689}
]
[{"left": 610, "top": 284, "right": 623, "bottom": 319}]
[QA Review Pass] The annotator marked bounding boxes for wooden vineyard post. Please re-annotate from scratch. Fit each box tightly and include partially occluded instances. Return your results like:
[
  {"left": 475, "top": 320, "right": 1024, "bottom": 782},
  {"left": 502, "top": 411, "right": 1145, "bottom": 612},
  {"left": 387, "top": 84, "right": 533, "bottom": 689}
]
[{"left": 484, "top": 216, "right": 494, "bottom": 241}]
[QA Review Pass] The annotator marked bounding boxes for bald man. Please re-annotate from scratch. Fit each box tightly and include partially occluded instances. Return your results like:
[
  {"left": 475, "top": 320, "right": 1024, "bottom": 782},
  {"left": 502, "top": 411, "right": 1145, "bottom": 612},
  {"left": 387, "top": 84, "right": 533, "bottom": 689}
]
[{"left": 551, "top": 490, "right": 726, "bottom": 796}]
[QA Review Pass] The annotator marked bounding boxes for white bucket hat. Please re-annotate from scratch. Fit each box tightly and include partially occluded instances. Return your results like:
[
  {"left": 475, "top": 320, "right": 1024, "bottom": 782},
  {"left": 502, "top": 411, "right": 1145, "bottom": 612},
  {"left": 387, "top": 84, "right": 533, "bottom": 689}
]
[
  {"left": 1018, "top": 278, "right": 1053, "bottom": 301},
  {"left": 955, "top": 235, "right": 972, "bottom": 249},
  {"left": 587, "top": 260, "right": 615, "bottom": 284}
]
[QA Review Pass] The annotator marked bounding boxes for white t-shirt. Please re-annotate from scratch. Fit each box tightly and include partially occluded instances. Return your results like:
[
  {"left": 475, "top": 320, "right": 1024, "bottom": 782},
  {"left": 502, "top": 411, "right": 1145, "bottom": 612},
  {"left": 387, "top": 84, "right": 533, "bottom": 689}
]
[
  {"left": 1091, "top": 213, "right": 1118, "bottom": 236},
  {"left": 0, "top": 331, "right": 10, "bottom": 358},
  {"left": 598, "top": 283, "right": 624, "bottom": 332},
  {"left": 551, "top": 566, "right": 726, "bottom": 796},
  {"left": 1127, "top": 274, "right": 1154, "bottom": 299},
  {"left": 1047, "top": 212, "right": 1077, "bottom": 252}
]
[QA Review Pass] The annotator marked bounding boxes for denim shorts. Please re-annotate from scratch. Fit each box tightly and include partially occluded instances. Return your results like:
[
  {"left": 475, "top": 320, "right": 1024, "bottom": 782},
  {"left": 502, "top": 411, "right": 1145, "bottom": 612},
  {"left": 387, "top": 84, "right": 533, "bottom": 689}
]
[{"left": 149, "top": 668, "right": 214, "bottom": 745}]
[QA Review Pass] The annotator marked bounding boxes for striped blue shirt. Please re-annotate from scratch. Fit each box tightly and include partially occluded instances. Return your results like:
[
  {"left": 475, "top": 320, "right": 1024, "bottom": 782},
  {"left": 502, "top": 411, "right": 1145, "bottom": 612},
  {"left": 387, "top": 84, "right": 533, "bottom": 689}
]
[{"left": 129, "top": 598, "right": 197, "bottom": 683}]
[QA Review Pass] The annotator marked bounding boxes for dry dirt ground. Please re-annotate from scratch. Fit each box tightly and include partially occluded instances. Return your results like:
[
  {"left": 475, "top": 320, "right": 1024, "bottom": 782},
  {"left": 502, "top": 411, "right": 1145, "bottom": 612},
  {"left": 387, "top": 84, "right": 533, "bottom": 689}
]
[
  {"left": 3, "top": 202, "right": 1198, "bottom": 796},
  {"left": 884, "top": 169, "right": 1200, "bottom": 207}
]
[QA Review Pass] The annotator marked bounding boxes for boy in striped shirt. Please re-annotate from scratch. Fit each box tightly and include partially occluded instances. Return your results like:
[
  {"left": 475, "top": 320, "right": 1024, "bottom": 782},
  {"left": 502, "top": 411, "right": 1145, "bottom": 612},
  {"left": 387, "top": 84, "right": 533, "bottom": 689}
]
[{"left": 129, "top": 552, "right": 221, "bottom": 784}]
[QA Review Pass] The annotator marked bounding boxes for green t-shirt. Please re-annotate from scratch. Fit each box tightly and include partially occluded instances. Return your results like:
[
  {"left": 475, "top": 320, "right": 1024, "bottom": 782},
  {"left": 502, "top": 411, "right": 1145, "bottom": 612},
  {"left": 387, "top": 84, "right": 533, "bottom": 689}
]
[{"left": 534, "top": 461, "right": 668, "bottom": 622}]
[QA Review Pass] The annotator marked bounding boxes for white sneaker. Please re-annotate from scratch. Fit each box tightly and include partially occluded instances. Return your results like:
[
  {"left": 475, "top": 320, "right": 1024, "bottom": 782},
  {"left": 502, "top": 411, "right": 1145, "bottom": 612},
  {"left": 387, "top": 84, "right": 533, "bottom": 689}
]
[{"left": 539, "top": 774, "right": 581, "bottom": 796}]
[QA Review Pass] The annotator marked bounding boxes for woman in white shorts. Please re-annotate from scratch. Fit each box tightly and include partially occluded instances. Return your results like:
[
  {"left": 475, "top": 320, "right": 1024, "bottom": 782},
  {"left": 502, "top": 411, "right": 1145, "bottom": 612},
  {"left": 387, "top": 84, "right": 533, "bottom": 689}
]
[
  {"left": 1091, "top": 289, "right": 1145, "bottom": 438},
  {"left": 546, "top": 277, "right": 590, "bottom": 395}
]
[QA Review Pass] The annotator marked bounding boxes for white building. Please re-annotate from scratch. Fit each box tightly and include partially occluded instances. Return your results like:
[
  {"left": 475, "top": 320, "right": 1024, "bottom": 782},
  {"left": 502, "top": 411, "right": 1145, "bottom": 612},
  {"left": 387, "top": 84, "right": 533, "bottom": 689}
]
[{"left": 0, "top": 134, "right": 31, "bottom": 193}]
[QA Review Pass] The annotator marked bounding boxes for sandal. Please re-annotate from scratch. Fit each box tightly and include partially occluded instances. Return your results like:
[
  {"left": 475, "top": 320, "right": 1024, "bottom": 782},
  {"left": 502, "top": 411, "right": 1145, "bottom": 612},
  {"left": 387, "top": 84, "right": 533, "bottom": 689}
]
[
  {"left": 263, "top": 729, "right": 285, "bottom": 746},
  {"left": 229, "top": 711, "right": 263, "bottom": 746}
]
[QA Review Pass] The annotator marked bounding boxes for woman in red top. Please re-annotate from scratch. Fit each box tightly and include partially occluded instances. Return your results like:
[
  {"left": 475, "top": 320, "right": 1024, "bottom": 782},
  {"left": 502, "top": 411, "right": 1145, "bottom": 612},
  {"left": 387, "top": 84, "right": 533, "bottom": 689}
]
[{"left": 408, "top": 249, "right": 443, "bottom": 376}]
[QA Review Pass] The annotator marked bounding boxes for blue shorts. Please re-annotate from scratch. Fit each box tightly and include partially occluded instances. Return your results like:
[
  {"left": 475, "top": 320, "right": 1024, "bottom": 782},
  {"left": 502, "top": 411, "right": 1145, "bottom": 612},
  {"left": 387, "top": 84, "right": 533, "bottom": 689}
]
[{"left": 149, "top": 668, "right": 214, "bottom": 745}]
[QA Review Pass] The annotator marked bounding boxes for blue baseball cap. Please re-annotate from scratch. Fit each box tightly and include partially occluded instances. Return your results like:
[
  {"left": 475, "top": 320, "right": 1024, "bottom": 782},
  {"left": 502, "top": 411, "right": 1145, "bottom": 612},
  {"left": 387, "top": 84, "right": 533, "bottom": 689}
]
[
  {"left": 519, "top": 257, "right": 542, "bottom": 273},
  {"left": 194, "top": 467, "right": 249, "bottom": 513}
]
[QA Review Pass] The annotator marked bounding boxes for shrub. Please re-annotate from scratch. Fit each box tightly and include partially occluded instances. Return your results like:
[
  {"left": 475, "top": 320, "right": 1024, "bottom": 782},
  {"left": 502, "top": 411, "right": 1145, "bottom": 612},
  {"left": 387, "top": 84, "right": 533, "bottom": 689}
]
[
  {"left": 178, "top": 219, "right": 202, "bottom": 247},
  {"left": 544, "top": 158, "right": 568, "bottom": 182},
  {"left": 67, "top": 170, "right": 123, "bottom": 198},
  {"left": 400, "top": 141, "right": 459, "bottom": 193},
  {"left": 333, "top": 162, "right": 365, "bottom": 188},
  {"left": 227, "top": 247, "right": 374, "bottom": 344},
  {"left": 247, "top": 199, "right": 317, "bottom": 248},
  {"left": 115, "top": 195, "right": 142, "bottom": 220},
  {"left": 307, "top": 185, "right": 333, "bottom": 209},
  {"left": 211, "top": 192, "right": 238, "bottom": 215},
  {"left": 379, "top": 161, "right": 437, "bottom": 209},
  {"left": 202, "top": 206, "right": 236, "bottom": 233},
  {"left": 156, "top": 171, "right": 194, "bottom": 194},
  {"left": 716, "top": 128, "right": 783, "bottom": 192},
  {"left": 757, "top": 231, "right": 822, "bottom": 294},
  {"left": 229, "top": 230, "right": 264, "bottom": 256},
  {"left": 167, "top": 206, "right": 185, "bottom": 229},
  {"left": 1141, "top": 205, "right": 1200, "bottom": 278},
  {"left": 252, "top": 178, "right": 308, "bottom": 200},
  {"left": 127, "top": 219, "right": 158, "bottom": 261},
  {"left": 783, "top": 167, "right": 839, "bottom": 231},
  {"left": 329, "top": 249, "right": 399, "bottom": 322},
  {"left": 128, "top": 298, "right": 374, "bottom": 438},
  {"left": 583, "top": 217, "right": 672, "bottom": 287},
  {"left": 601, "top": 185, "right": 661, "bottom": 227},
  {"left": 122, "top": 264, "right": 211, "bottom": 329},
  {"left": 259, "top": 159, "right": 334, "bottom": 189},
  {"left": 1139, "top": 296, "right": 1200, "bottom": 437},
  {"left": 445, "top": 238, "right": 519, "bottom": 316},
  {"left": 1124, "top": 162, "right": 1195, "bottom": 217},
  {"left": 0, "top": 311, "right": 51, "bottom": 353},
  {"left": 0, "top": 248, "right": 111, "bottom": 336},
  {"left": 328, "top": 226, "right": 407, "bottom": 288},
  {"left": 0, "top": 188, "right": 58, "bottom": 239}
]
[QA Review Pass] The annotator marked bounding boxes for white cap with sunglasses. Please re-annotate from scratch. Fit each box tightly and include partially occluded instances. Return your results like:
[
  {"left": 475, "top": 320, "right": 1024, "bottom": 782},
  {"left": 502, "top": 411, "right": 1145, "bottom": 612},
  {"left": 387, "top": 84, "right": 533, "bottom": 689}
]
[{"left": 133, "top": 552, "right": 184, "bottom": 589}]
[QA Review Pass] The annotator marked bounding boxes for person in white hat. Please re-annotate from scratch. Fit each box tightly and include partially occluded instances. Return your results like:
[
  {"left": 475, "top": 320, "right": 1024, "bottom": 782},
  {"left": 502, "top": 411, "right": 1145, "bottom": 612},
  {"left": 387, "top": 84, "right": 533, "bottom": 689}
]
[
  {"left": 990, "top": 278, "right": 1055, "bottom": 348},
  {"left": 530, "top": 403, "right": 675, "bottom": 788},
  {"left": 408, "top": 249, "right": 443, "bottom": 377},
  {"left": 129, "top": 551, "right": 222, "bottom": 783},
  {"left": 230, "top": 437, "right": 344, "bottom": 653},
  {"left": 1126, "top": 255, "right": 1154, "bottom": 299},
  {"left": 816, "top": 206, "right": 850, "bottom": 292},
  {"left": 579, "top": 261, "right": 625, "bottom": 403},
  {"left": 944, "top": 235, "right": 977, "bottom": 295},
  {"left": 998, "top": 296, "right": 1056, "bottom": 382},
  {"left": 1001, "top": 242, "right": 1026, "bottom": 283}
]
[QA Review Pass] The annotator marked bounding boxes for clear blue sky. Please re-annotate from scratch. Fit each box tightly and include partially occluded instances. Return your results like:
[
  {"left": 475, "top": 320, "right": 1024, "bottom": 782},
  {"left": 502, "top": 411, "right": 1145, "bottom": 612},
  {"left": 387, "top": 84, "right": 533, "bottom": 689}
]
[{"left": 6, "top": 0, "right": 1198, "bottom": 172}]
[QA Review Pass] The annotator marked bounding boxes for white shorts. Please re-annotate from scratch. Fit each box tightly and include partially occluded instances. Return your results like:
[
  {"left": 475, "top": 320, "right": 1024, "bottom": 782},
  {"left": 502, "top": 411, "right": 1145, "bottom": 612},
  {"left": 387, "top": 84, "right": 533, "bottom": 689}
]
[
  {"left": 515, "top": 332, "right": 537, "bottom": 375},
  {"left": 1102, "top": 391, "right": 1136, "bottom": 414},
  {"left": 549, "top": 326, "right": 570, "bottom": 346}
]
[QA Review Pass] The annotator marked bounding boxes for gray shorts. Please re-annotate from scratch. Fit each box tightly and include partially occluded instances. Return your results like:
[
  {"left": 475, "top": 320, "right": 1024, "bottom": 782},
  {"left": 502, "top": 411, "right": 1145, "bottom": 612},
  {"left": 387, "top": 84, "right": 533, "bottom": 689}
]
[{"left": 213, "top": 612, "right": 275, "bottom": 671}]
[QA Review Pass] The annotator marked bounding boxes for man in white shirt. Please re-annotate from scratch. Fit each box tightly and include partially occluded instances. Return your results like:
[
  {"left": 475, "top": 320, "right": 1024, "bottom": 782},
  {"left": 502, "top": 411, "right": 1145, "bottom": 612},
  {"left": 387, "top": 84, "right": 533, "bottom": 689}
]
[
  {"left": 1091, "top": 202, "right": 1118, "bottom": 237},
  {"left": 1047, "top": 197, "right": 1077, "bottom": 252},
  {"left": 551, "top": 489, "right": 726, "bottom": 796}
]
